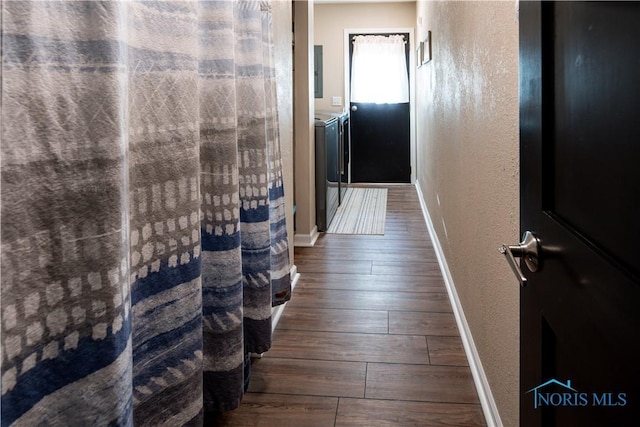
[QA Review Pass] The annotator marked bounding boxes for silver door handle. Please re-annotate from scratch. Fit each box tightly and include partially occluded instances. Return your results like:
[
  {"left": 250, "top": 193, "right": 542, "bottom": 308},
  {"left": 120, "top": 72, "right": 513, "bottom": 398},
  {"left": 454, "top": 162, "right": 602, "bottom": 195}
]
[
  {"left": 499, "top": 231, "right": 541, "bottom": 286},
  {"left": 351, "top": 105, "right": 357, "bottom": 111}
]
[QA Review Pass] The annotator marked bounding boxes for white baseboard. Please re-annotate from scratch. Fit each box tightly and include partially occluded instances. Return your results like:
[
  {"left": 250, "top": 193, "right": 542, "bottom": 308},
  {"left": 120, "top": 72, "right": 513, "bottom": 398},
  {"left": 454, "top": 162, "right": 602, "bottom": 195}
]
[
  {"left": 271, "top": 264, "right": 299, "bottom": 333},
  {"left": 293, "top": 226, "right": 320, "bottom": 247},
  {"left": 252, "top": 264, "right": 300, "bottom": 359},
  {"left": 415, "top": 182, "right": 502, "bottom": 427}
]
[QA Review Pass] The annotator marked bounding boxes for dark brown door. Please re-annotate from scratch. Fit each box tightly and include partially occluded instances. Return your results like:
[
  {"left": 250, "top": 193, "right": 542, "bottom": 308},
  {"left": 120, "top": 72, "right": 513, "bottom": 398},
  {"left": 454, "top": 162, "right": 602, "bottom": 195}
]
[
  {"left": 519, "top": 2, "right": 640, "bottom": 426},
  {"left": 349, "top": 33, "right": 411, "bottom": 183}
]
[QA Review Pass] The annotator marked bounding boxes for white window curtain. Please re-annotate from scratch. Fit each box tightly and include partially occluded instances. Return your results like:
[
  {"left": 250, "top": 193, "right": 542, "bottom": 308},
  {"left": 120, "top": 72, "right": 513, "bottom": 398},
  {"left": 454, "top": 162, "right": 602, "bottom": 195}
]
[{"left": 350, "top": 35, "right": 409, "bottom": 104}]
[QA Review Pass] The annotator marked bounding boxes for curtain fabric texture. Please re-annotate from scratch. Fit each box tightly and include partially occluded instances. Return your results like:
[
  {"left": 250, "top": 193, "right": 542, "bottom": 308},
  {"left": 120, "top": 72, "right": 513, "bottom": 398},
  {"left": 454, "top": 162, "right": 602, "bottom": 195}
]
[
  {"left": 350, "top": 34, "right": 409, "bottom": 104},
  {"left": 1, "top": 1, "right": 290, "bottom": 425}
]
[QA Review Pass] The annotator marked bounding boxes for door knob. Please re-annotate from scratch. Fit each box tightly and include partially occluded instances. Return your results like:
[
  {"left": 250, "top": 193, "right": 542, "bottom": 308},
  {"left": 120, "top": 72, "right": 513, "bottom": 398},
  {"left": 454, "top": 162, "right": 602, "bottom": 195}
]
[
  {"left": 499, "top": 231, "right": 541, "bottom": 286},
  {"left": 351, "top": 105, "right": 358, "bottom": 111}
]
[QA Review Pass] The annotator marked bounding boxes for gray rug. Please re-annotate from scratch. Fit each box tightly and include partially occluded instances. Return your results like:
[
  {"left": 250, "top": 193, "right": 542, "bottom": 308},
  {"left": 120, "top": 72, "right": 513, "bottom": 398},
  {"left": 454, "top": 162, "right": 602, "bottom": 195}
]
[{"left": 326, "top": 188, "right": 387, "bottom": 235}]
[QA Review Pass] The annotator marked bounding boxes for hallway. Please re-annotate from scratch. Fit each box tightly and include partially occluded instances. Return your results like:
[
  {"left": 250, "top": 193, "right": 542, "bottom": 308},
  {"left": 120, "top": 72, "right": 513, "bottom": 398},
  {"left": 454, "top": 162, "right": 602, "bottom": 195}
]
[{"left": 213, "top": 185, "right": 486, "bottom": 426}]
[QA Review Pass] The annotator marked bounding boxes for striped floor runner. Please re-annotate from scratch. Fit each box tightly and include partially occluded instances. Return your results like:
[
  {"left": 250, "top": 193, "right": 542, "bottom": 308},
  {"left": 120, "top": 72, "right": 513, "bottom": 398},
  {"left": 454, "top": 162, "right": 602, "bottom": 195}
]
[{"left": 326, "top": 187, "right": 387, "bottom": 235}]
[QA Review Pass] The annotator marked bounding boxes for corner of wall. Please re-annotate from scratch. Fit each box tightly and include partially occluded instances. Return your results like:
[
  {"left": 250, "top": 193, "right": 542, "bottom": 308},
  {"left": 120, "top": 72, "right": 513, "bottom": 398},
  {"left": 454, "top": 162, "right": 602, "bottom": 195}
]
[{"left": 293, "top": 0, "right": 317, "bottom": 239}]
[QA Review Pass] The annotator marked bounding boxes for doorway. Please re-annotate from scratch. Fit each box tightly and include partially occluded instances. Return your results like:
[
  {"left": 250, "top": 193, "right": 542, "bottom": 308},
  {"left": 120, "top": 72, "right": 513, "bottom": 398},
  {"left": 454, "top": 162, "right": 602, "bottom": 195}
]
[{"left": 344, "top": 28, "right": 416, "bottom": 184}]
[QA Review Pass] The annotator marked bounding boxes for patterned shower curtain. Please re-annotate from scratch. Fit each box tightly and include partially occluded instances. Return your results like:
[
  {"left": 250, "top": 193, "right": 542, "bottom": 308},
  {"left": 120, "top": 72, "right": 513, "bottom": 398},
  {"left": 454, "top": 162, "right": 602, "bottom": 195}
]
[{"left": 1, "top": 1, "right": 291, "bottom": 425}]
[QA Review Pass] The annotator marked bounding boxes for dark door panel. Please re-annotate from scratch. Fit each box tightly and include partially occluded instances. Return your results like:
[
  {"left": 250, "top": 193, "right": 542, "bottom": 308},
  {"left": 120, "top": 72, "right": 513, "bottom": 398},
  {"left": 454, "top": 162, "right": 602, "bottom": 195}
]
[
  {"left": 350, "top": 102, "right": 410, "bottom": 183},
  {"left": 519, "top": 2, "right": 640, "bottom": 426}
]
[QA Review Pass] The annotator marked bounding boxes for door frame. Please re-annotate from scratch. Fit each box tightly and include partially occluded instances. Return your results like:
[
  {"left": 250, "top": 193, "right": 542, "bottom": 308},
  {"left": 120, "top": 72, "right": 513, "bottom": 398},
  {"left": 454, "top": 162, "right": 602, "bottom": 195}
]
[{"left": 343, "top": 27, "right": 416, "bottom": 184}]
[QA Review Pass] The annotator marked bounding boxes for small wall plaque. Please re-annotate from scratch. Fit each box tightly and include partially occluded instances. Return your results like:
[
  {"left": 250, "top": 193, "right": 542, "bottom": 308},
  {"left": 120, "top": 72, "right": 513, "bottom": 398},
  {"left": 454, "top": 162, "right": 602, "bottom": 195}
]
[{"left": 422, "top": 31, "right": 432, "bottom": 65}]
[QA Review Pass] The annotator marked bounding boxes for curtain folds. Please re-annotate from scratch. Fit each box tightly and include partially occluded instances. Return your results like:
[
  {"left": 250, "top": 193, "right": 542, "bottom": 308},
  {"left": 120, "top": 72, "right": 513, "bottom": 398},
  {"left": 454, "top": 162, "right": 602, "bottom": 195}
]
[
  {"left": 350, "top": 34, "right": 409, "bottom": 104},
  {"left": 0, "top": 1, "right": 290, "bottom": 425}
]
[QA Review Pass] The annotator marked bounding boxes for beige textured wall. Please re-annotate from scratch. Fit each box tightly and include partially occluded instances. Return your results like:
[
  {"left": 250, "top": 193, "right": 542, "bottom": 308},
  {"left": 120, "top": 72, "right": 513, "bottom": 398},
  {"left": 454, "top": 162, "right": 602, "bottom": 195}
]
[
  {"left": 415, "top": 1, "right": 520, "bottom": 425},
  {"left": 272, "top": 0, "right": 295, "bottom": 267},
  {"left": 293, "top": 0, "right": 317, "bottom": 239},
  {"left": 314, "top": 2, "right": 416, "bottom": 112}
]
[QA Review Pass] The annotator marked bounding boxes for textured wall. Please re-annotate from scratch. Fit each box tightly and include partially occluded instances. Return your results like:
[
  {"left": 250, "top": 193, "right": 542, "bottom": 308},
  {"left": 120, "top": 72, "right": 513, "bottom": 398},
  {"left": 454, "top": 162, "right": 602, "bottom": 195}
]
[
  {"left": 314, "top": 1, "right": 416, "bottom": 112},
  {"left": 273, "top": 0, "right": 295, "bottom": 266},
  {"left": 415, "top": 1, "right": 520, "bottom": 425},
  {"left": 293, "top": 0, "right": 317, "bottom": 239}
]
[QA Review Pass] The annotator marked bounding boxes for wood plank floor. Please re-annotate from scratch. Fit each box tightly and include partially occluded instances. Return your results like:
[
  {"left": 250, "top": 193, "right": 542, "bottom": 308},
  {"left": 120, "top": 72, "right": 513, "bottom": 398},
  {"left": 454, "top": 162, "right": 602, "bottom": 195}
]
[{"left": 209, "top": 185, "right": 486, "bottom": 426}]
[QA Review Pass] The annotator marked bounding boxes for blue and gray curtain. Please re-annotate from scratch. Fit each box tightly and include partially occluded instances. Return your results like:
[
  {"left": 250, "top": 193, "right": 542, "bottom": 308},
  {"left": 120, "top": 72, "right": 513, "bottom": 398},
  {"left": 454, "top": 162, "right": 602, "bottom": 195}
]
[{"left": 1, "top": 1, "right": 291, "bottom": 425}]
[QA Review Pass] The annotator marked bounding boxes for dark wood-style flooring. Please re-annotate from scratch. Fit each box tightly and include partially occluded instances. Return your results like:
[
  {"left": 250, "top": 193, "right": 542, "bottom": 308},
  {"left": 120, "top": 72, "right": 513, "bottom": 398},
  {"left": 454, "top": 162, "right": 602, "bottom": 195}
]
[{"left": 212, "top": 185, "right": 486, "bottom": 426}]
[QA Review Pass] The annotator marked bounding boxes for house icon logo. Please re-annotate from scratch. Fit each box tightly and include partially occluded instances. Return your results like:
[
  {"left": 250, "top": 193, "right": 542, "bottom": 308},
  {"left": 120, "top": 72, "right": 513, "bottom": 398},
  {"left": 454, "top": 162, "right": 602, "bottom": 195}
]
[
  {"left": 526, "top": 378, "right": 627, "bottom": 409},
  {"left": 526, "top": 379, "right": 578, "bottom": 409}
]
